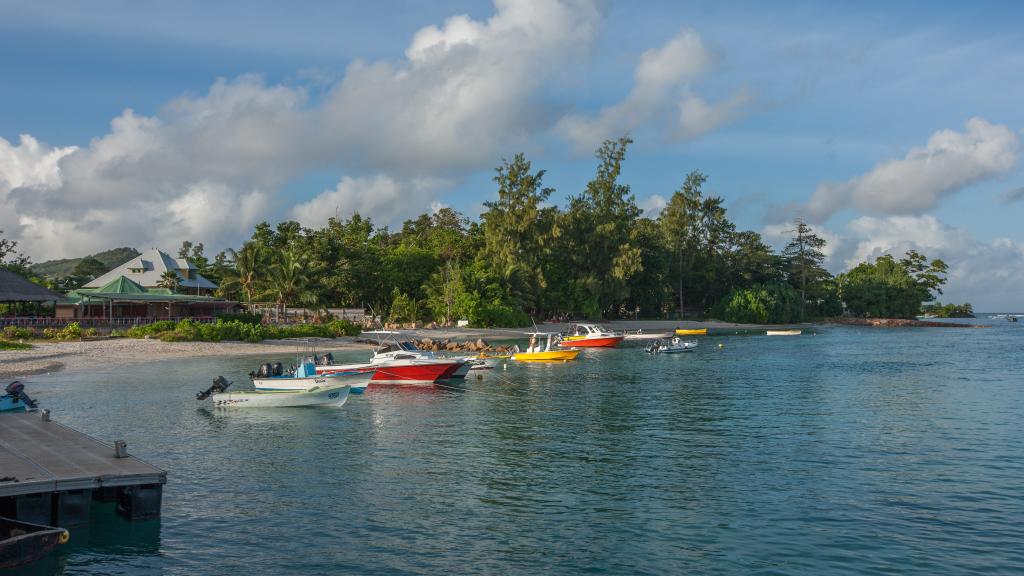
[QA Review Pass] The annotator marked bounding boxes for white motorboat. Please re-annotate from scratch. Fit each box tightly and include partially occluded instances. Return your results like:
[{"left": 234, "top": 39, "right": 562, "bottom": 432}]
[
  {"left": 251, "top": 358, "right": 374, "bottom": 393},
  {"left": 622, "top": 329, "right": 675, "bottom": 341},
  {"left": 645, "top": 337, "right": 698, "bottom": 354},
  {"left": 197, "top": 376, "right": 351, "bottom": 408},
  {"left": 766, "top": 329, "right": 802, "bottom": 336}
]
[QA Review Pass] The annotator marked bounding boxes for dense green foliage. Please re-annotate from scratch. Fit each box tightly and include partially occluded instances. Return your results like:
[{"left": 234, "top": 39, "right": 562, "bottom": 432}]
[
  {"left": 922, "top": 302, "right": 974, "bottom": 318},
  {"left": 203, "top": 139, "right": 850, "bottom": 326},
  {"left": 2, "top": 138, "right": 955, "bottom": 326},
  {"left": 715, "top": 283, "right": 802, "bottom": 324},
  {"left": 838, "top": 251, "right": 949, "bottom": 319},
  {"left": 216, "top": 312, "right": 264, "bottom": 325},
  {"left": 124, "top": 318, "right": 362, "bottom": 343}
]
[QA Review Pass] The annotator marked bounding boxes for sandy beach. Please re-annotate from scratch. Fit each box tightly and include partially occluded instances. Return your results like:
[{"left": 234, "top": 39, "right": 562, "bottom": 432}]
[
  {"left": 1, "top": 319, "right": 799, "bottom": 378},
  {"left": 0, "top": 337, "right": 374, "bottom": 378}
]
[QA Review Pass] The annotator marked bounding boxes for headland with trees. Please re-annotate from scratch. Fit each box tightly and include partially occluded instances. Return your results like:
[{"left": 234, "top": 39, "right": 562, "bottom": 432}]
[{"left": 4, "top": 137, "right": 971, "bottom": 328}]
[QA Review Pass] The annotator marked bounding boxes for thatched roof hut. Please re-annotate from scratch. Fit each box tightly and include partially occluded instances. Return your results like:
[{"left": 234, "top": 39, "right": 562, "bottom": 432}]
[{"left": 0, "top": 269, "right": 62, "bottom": 303}]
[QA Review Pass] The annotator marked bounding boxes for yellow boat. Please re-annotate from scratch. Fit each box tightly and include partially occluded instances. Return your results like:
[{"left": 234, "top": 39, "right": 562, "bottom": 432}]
[
  {"left": 674, "top": 328, "right": 708, "bottom": 336},
  {"left": 512, "top": 333, "right": 581, "bottom": 363}
]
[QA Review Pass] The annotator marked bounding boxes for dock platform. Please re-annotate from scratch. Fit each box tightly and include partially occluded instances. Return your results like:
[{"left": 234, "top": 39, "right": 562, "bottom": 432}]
[{"left": 0, "top": 411, "right": 165, "bottom": 525}]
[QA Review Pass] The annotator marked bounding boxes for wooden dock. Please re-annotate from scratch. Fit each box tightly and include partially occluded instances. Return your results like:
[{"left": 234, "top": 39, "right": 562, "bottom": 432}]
[{"left": 0, "top": 411, "right": 165, "bottom": 525}]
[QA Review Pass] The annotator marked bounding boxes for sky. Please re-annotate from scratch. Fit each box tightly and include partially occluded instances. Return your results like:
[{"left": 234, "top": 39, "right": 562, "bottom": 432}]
[{"left": 1, "top": 0, "right": 1022, "bottom": 309}]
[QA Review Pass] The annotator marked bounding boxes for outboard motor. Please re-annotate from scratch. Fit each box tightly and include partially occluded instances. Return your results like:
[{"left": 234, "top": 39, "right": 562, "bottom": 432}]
[
  {"left": 4, "top": 381, "right": 38, "bottom": 410},
  {"left": 273, "top": 362, "right": 284, "bottom": 376},
  {"left": 197, "top": 376, "right": 231, "bottom": 400}
]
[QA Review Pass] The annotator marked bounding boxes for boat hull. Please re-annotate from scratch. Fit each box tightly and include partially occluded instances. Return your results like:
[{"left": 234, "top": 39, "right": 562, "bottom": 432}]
[
  {"left": 557, "top": 336, "right": 623, "bottom": 348},
  {"left": 0, "top": 516, "right": 69, "bottom": 569},
  {"left": 318, "top": 362, "right": 453, "bottom": 385},
  {"left": 513, "top": 350, "right": 581, "bottom": 362},
  {"left": 208, "top": 384, "right": 350, "bottom": 408},
  {"left": 766, "top": 330, "right": 802, "bottom": 336},
  {"left": 623, "top": 332, "right": 674, "bottom": 341},
  {"left": 253, "top": 369, "right": 374, "bottom": 392},
  {"left": 674, "top": 328, "right": 708, "bottom": 336}
]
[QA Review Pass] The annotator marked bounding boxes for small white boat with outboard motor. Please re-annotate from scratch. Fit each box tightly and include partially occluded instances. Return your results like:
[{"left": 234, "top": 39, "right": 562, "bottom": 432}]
[
  {"left": 645, "top": 337, "right": 698, "bottom": 354},
  {"left": 250, "top": 357, "right": 375, "bottom": 394},
  {"left": 196, "top": 376, "right": 351, "bottom": 408}
]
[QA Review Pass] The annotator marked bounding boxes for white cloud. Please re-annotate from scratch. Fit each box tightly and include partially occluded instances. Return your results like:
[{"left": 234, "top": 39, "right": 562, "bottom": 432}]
[
  {"left": 0, "top": 0, "right": 602, "bottom": 260},
  {"left": 291, "top": 175, "right": 449, "bottom": 229},
  {"left": 320, "top": 0, "right": 601, "bottom": 174},
  {"left": 806, "top": 118, "right": 1019, "bottom": 220},
  {"left": 639, "top": 194, "right": 668, "bottom": 216},
  {"left": 556, "top": 28, "right": 749, "bottom": 152}
]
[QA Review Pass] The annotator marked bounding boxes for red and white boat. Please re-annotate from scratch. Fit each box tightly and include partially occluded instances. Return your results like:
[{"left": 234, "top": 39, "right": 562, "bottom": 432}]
[
  {"left": 316, "top": 340, "right": 469, "bottom": 385},
  {"left": 557, "top": 323, "right": 624, "bottom": 348}
]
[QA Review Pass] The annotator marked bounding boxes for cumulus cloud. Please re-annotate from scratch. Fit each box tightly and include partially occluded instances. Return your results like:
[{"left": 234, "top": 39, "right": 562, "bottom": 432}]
[
  {"left": 291, "top": 175, "right": 449, "bottom": 229},
  {"left": 556, "top": 28, "right": 749, "bottom": 152},
  {"left": 806, "top": 118, "right": 1019, "bottom": 221},
  {"left": 0, "top": 0, "right": 603, "bottom": 259},
  {"left": 319, "top": 0, "right": 601, "bottom": 174}
]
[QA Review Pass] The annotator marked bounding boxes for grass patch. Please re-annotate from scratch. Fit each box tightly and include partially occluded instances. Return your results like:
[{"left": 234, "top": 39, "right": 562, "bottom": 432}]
[{"left": 0, "top": 339, "right": 32, "bottom": 350}]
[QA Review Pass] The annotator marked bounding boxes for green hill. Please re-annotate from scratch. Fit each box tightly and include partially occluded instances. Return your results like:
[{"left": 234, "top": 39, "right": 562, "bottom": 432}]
[{"left": 31, "top": 247, "right": 141, "bottom": 278}]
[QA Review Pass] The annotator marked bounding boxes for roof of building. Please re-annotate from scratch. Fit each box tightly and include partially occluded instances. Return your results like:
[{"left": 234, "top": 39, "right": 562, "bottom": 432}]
[
  {"left": 0, "top": 268, "right": 64, "bottom": 302},
  {"left": 64, "top": 275, "right": 231, "bottom": 305},
  {"left": 83, "top": 248, "right": 217, "bottom": 290}
]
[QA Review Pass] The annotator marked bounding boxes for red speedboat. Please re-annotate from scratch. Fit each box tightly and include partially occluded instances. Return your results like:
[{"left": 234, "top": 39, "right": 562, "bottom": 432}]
[
  {"left": 557, "top": 323, "right": 624, "bottom": 348},
  {"left": 316, "top": 341, "right": 469, "bottom": 385}
]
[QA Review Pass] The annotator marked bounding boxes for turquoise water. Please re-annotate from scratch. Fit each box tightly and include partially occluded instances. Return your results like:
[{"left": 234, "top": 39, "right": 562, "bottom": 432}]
[{"left": 11, "top": 320, "right": 1024, "bottom": 575}]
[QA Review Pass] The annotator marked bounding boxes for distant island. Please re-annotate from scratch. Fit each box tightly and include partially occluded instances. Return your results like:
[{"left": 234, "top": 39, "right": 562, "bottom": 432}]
[{"left": 922, "top": 302, "right": 975, "bottom": 318}]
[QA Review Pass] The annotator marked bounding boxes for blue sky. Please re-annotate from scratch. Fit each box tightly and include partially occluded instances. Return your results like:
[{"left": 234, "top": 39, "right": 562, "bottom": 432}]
[{"left": 1, "top": 0, "right": 1022, "bottom": 308}]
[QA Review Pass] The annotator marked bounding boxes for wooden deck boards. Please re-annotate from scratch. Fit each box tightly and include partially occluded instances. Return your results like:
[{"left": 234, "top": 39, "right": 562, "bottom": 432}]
[{"left": 0, "top": 412, "right": 165, "bottom": 498}]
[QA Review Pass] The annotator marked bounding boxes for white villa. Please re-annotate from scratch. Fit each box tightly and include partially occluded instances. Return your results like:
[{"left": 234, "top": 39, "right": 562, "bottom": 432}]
[{"left": 84, "top": 248, "right": 218, "bottom": 294}]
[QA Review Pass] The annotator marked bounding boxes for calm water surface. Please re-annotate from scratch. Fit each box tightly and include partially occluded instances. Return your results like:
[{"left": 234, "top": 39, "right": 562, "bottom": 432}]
[{"left": 10, "top": 320, "right": 1024, "bottom": 575}]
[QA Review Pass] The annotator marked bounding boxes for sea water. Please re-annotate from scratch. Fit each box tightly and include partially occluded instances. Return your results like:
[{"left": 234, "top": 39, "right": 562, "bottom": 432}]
[{"left": 10, "top": 319, "right": 1024, "bottom": 575}]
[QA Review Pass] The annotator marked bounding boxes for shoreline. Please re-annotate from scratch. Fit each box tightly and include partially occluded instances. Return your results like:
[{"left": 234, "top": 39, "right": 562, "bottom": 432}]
[
  {"left": 2, "top": 317, "right": 983, "bottom": 378},
  {"left": 0, "top": 337, "right": 371, "bottom": 378},
  {"left": 1, "top": 320, "right": 794, "bottom": 378}
]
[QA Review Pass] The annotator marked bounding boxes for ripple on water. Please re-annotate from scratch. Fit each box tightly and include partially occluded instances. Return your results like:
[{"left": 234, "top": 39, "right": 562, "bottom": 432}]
[{"left": 13, "top": 325, "right": 1024, "bottom": 575}]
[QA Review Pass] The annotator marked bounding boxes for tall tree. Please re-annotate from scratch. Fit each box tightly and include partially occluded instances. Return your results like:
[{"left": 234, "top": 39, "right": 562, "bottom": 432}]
[
  {"left": 219, "top": 242, "right": 264, "bottom": 308},
  {"left": 480, "top": 153, "right": 557, "bottom": 316},
  {"left": 157, "top": 270, "right": 181, "bottom": 292},
  {"left": 565, "top": 137, "right": 643, "bottom": 317},
  {"left": 658, "top": 170, "right": 705, "bottom": 318},
  {"left": 260, "top": 247, "right": 318, "bottom": 320},
  {"left": 782, "top": 218, "right": 829, "bottom": 320}
]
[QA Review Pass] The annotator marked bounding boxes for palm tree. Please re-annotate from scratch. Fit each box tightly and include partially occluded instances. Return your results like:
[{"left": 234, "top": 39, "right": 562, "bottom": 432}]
[
  {"left": 157, "top": 270, "right": 181, "bottom": 292},
  {"left": 258, "top": 248, "right": 318, "bottom": 321},
  {"left": 219, "top": 243, "right": 264, "bottom": 310}
]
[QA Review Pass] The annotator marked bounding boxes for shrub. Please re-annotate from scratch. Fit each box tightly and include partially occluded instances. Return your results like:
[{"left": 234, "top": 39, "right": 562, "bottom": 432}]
[
  {"left": 43, "top": 322, "right": 83, "bottom": 340},
  {"left": 82, "top": 328, "right": 98, "bottom": 337},
  {"left": 470, "top": 300, "right": 531, "bottom": 328},
  {"left": 715, "top": 283, "right": 801, "bottom": 324},
  {"left": 2, "top": 326, "right": 35, "bottom": 340},
  {"left": 126, "top": 320, "right": 177, "bottom": 338},
  {"left": 0, "top": 339, "right": 32, "bottom": 350},
  {"left": 216, "top": 312, "right": 263, "bottom": 325}
]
